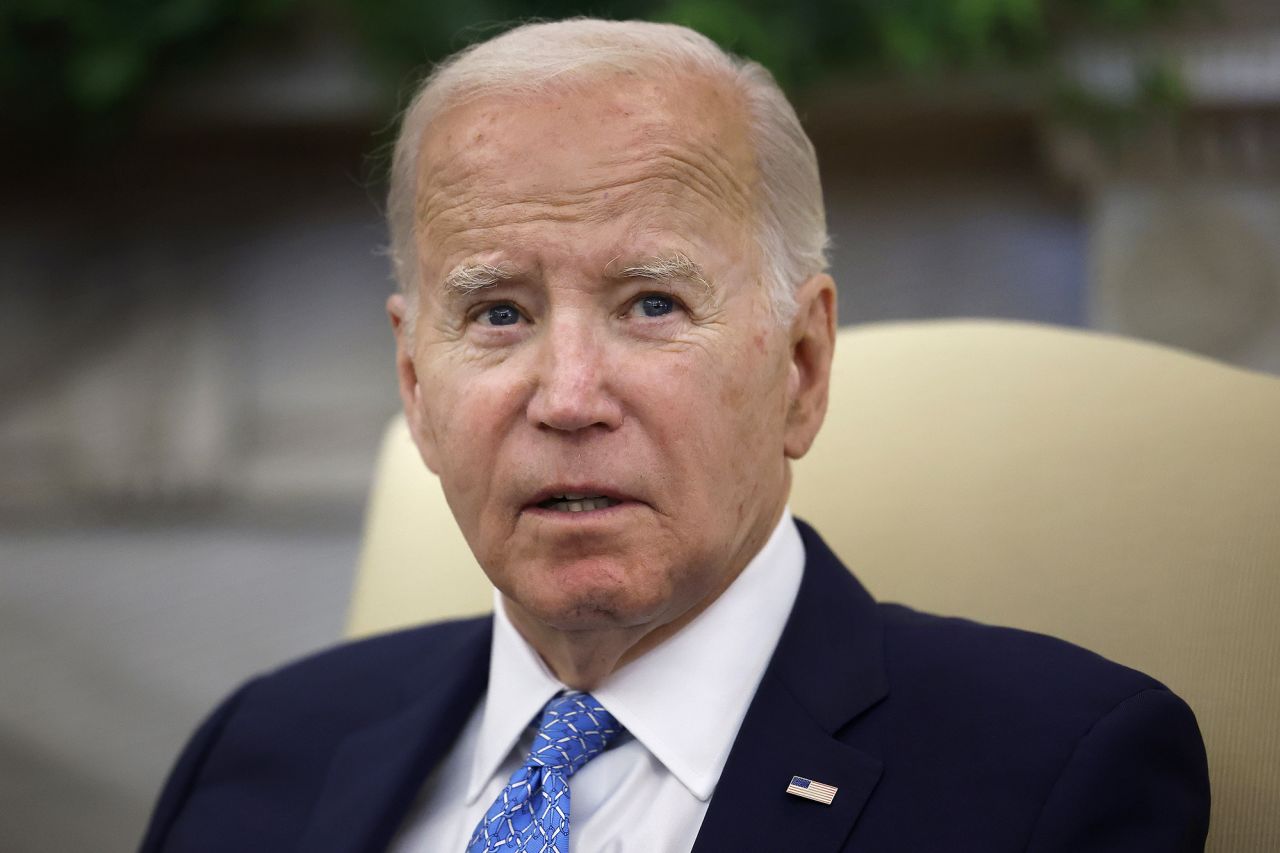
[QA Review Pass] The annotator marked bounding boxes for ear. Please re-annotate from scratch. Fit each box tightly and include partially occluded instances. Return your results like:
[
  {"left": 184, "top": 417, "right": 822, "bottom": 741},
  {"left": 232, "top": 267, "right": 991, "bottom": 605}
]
[
  {"left": 387, "top": 293, "right": 441, "bottom": 474},
  {"left": 783, "top": 273, "right": 837, "bottom": 460}
]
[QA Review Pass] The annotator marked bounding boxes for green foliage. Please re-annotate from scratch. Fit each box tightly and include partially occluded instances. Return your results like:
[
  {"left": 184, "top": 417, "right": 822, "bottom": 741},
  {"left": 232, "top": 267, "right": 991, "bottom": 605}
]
[
  {"left": 1052, "top": 55, "right": 1189, "bottom": 144},
  {"left": 1, "top": 0, "right": 296, "bottom": 135},
  {"left": 1, "top": 0, "right": 1205, "bottom": 135}
]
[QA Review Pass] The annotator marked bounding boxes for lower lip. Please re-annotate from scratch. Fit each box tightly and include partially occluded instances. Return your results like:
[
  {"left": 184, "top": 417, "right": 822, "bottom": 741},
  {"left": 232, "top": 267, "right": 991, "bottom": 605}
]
[{"left": 521, "top": 500, "right": 640, "bottom": 523}]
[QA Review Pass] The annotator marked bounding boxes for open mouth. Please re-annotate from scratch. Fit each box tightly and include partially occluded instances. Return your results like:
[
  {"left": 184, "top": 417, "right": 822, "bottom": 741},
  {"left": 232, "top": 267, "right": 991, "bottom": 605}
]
[{"left": 535, "top": 493, "right": 623, "bottom": 513}]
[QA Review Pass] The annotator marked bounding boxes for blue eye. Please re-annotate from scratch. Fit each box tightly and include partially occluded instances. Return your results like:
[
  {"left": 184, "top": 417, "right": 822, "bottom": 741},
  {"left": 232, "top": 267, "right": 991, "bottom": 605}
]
[
  {"left": 639, "top": 295, "right": 675, "bottom": 317},
  {"left": 484, "top": 304, "right": 520, "bottom": 326}
]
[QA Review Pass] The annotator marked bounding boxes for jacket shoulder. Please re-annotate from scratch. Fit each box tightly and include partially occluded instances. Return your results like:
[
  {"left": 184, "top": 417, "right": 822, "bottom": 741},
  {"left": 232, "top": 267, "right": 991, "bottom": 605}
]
[
  {"left": 876, "top": 602, "right": 1164, "bottom": 711},
  {"left": 858, "top": 604, "right": 1208, "bottom": 851},
  {"left": 244, "top": 615, "right": 491, "bottom": 720},
  {"left": 867, "top": 605, "right": 1192, "bottom": 811},
  {"left": 139, "top": 616, "right": 491, "bottom": 852}
]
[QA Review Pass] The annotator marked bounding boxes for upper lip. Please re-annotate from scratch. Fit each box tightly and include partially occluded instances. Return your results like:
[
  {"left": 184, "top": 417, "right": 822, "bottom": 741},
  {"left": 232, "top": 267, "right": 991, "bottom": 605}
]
[{"left": 525, "top": 485, "right": 638, "bottom": 508}]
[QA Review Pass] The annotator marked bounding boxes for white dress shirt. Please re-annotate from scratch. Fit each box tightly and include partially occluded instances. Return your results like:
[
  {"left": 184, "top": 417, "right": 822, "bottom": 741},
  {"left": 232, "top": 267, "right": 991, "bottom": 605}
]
[{"left": 391, "top": 509, "right": 805, "bottom": 852}]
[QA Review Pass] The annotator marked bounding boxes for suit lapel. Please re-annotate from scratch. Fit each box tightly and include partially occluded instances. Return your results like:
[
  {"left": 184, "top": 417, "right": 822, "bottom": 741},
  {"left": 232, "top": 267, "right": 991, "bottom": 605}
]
[
  {"left": 297, "top": 619, "right": 492, "bottom": 853},
  {"left": 692, "top": 521, "right": 888, "bottom": 853}
]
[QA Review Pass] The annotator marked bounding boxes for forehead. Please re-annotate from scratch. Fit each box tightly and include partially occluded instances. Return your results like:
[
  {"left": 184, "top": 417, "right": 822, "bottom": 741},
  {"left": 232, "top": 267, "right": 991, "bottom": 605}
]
[{"left": 413, "top": 71, "right": 759, "bottom": 268}]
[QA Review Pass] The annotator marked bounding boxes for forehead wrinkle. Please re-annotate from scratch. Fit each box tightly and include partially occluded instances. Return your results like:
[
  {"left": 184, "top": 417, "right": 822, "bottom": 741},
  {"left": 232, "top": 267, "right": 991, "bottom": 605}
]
[
  {"left": 415, "top": 134, "right": 488, "bottom": 233},
  {"left": 417, "top": 181, "right": 487, "bottom": 241},
  {"left": 418, "top": 131, "right": 656, "bottom": 232},
  {"left": 414, "top": 69, "right": 759, "bottom": 233},
  {"left": 419, "top": 182, "right": 705, "bottom": 267},
  {"left": 644, "top": 145, "right": 756, "bottom": 227},
  {"left": 588, "top": 130, "right": 756, "bottom": 227},
  {"left": 419, "top": 128, "right": 755, "bottom": 234}
]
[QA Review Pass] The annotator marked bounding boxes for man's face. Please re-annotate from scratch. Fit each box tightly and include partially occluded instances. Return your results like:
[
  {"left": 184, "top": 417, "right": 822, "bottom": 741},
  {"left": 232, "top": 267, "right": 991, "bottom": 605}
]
[{"left": 391, "top": 72, "right": 832, "bottom": 640}]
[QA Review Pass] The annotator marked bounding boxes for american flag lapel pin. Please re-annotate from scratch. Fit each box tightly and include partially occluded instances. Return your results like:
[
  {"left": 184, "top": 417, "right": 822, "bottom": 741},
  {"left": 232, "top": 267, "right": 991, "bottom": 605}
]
[{"left": 786, "top": 775, "right": 838, "bottom": 805}]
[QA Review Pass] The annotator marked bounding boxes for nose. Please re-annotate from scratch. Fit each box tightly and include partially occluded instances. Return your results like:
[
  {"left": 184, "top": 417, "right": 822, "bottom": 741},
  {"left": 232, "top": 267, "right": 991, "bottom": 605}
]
[{"left": 526, "top": 317, "right": 623, "bottom": 433}]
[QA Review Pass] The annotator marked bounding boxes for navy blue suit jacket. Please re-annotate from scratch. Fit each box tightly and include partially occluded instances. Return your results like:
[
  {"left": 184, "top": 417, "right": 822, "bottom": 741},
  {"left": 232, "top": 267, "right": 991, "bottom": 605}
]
[{"left": 141, "top": 521, "right": 1210, "bottom": 851}]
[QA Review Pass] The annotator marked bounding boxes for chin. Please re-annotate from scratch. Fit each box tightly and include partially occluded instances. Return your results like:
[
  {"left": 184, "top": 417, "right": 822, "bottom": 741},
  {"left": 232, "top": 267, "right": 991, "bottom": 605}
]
[{"left": 502, "top": 555, "right": 673, "bottom": 631}]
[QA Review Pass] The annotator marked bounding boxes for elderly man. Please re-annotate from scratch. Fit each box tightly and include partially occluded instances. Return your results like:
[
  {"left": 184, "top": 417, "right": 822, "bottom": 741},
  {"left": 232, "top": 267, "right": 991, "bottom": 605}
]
[{"left": 141, "top": 18, "right": 1209, "bottom": 853}]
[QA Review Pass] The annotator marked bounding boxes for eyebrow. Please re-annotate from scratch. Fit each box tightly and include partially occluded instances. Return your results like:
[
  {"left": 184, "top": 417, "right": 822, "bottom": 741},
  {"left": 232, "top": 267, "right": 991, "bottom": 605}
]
[
  {"left": 441, "top": 253, "right": 712, "bottom": 295},
  {"left": 442, "top": 262, "right": 515, "bottom": 294},
  {"left": 614, "top": 253, "right": 711, "bottom": 290}
]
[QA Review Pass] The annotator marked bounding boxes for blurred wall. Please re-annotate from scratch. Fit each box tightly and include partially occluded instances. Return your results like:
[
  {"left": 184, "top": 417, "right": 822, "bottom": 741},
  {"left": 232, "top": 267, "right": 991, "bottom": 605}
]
[{"left": 1, "top": 126, "right": 398, "bottom": 851}]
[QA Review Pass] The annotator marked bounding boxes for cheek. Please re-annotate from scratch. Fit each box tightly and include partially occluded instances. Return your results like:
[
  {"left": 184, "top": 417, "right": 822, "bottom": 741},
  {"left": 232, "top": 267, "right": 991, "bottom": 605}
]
[
  {"left": 419, "top": 363, "right": 519, "bottom": 508},
  {"left": 712, "top": 338, "right": 787, "bottom": 435},
  {"left": 708, "top": 343, "right": 790, "bottom": 499},
  {"left": 652, "top": 343, "right": 783, "bottom": 492}
]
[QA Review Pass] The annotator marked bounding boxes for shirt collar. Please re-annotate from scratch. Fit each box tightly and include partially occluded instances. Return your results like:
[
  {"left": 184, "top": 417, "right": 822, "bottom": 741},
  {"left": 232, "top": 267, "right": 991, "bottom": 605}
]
[
  {"left": 466, "top": 596, "right": 563, "bottom": 802},
  {"left": 467, "top": 509, "right": 805, "bottom": 804}
]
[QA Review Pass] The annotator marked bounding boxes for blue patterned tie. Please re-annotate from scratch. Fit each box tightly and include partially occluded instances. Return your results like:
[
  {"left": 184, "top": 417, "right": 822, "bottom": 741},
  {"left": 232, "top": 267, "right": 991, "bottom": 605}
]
[{"left": 466, "top": 691, "right": 623, "bottom": 853}]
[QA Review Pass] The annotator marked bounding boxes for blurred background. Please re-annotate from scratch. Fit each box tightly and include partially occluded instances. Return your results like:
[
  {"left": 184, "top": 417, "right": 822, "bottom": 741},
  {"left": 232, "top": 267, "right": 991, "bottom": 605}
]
[{"left": 2, "top": 0, "right": 1279, "bottom": 850}]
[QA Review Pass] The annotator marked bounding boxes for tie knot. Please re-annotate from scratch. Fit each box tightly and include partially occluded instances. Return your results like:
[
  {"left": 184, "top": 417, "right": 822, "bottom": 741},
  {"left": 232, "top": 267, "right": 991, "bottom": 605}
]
[{"left": 527, "top": 691, "right": 623, "bottom": 776}]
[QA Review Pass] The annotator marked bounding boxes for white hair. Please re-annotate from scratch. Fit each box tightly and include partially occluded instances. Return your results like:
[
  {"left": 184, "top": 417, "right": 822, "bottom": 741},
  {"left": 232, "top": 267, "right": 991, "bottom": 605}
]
[{"left": 387, "top": 18, "right": 829, "bottom": 332}]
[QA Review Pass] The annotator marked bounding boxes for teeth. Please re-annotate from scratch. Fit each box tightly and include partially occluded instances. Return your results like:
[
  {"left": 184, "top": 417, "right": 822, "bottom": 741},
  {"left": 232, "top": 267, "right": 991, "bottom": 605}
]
[{"left": 545, "top": 496, "right": 619, "bottom": 513}]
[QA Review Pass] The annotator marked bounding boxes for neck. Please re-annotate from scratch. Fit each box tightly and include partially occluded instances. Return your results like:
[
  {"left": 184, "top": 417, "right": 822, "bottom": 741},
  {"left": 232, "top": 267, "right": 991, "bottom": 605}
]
[{"left": 501, "top": 618, "right": 648, "bottom": 691}]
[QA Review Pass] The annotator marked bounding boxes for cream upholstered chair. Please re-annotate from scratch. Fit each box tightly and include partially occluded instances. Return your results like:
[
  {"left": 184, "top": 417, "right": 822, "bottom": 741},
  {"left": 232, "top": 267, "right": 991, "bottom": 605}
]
[{"left": 347, "top": 319, "right": 1280, "bottom": 852}]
